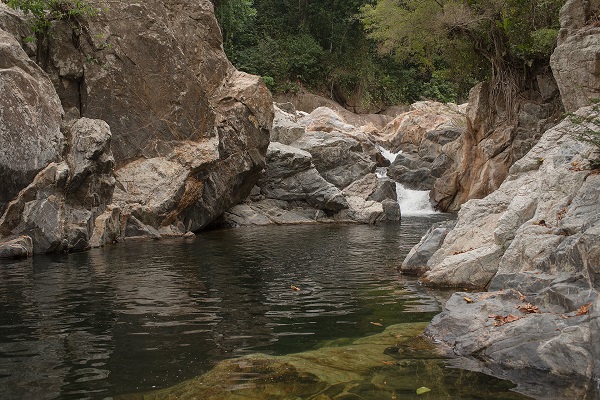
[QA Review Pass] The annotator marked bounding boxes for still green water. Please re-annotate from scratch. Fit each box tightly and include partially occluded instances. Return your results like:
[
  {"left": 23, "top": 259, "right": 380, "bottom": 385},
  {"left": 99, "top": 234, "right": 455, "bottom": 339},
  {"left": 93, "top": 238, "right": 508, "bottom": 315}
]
[{"left": 0, "top": 216, "right": 530, "bottom": 399}]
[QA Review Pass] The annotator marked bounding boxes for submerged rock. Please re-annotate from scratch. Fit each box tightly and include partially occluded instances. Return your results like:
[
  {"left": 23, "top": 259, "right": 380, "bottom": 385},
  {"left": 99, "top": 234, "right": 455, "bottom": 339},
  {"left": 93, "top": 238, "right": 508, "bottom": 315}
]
[{"left": 117, "top": 322, "right": 497, "bottom": 400}]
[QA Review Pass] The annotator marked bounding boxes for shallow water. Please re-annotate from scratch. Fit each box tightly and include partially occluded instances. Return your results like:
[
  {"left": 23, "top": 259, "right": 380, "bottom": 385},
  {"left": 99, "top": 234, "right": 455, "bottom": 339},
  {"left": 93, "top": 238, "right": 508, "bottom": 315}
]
[{"left": 0, "top": 216, "right": 529, "bottom": 399}]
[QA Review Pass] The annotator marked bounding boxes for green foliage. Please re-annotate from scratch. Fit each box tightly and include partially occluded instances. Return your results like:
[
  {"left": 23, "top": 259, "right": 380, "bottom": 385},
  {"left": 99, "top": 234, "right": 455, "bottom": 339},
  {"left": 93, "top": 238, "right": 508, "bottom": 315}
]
[
  {"left": 361, "top": 0, "right": 565, "bottom": 105},
  {"left": 233, "top": 33, "right": 324, "bottom": 90},
  {"left": 261, "top": 75, "right": 275, "bottom": 92},
  {"left": 215, "top": 0, "right": 564, "bottom": 108},
  {"left": 5, "top": 0, "right": 98, "bottom": 35},
  {"left": 215, "top": 0, "right": 257, "bottom": 54}
]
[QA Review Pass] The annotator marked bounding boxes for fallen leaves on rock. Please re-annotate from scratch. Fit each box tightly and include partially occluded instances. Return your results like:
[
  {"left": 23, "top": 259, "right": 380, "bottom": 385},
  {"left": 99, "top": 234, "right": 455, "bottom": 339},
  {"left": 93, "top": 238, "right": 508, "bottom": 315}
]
[
  {"left": 464, "top": 296, "right": 474, "bottom": 303},
  {"left": 489, "top": 314, "right": 522, "bottom": 326},
  {"left": 290, "top": 285, "right": 301, "bottom": 291},
  {"left": 517, "top": 303, "right": 540, "bottom": 314},
  {"left": 560, "top": 302, "right": 593, "bottom": 318},
  {"left": 557, "top": 208, "right": 567, "bottom": 221},
  {"left": 453, "top": 247, "right": 474, "bottom": 255},
  {"left": 575, "top": 302, "right": 592, "bottom": 316}
]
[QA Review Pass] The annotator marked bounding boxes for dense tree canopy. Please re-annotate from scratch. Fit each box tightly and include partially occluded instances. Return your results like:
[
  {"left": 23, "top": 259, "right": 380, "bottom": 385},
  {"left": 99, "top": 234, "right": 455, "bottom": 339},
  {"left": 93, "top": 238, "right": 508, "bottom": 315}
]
[
  {"left": 215, "top": 0, "right": 565, "bottom": 108},
  {"left": 362, "top": 0, "right": 564, "bottom": 107}
]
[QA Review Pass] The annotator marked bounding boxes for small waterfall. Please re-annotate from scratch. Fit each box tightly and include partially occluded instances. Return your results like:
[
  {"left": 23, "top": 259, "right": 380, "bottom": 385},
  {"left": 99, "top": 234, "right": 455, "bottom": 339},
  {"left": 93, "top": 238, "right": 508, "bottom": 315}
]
[
  {"left": 395, "top": 182, "right": 438, "bottom": 215},
  {"left": 376, "top": 146, "right": 438, "bottom": 216}
]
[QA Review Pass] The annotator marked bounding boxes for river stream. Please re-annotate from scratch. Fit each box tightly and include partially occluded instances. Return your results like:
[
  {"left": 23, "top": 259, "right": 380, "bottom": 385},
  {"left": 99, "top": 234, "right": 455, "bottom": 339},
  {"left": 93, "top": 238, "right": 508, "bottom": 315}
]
[{"left": 0, "top": 217, "right": 532, "bottom": 399}]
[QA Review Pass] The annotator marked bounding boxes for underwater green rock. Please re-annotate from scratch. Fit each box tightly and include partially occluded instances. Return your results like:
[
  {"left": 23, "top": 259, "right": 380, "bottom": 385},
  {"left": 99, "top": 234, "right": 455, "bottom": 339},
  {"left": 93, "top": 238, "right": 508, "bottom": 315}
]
[{"left": 119, "top": 322, "right": 530, "bottom": 400}]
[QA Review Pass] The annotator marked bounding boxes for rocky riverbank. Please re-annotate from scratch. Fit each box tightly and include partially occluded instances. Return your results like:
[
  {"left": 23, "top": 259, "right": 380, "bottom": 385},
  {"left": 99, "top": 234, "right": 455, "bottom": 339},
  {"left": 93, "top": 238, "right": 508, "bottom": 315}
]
[
  {"left": 401, "top": 0, "right": 600, "bottom": 394},
  {"left": 1, "top": 0, "right": 599, "bottom": 397}
]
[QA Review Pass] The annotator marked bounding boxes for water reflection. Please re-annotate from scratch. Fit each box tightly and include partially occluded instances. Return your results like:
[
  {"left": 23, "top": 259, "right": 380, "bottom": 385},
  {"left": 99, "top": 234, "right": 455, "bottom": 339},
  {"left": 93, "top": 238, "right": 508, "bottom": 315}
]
[{"left": 0, "top": 216, "right": 451, "bottom": 399}]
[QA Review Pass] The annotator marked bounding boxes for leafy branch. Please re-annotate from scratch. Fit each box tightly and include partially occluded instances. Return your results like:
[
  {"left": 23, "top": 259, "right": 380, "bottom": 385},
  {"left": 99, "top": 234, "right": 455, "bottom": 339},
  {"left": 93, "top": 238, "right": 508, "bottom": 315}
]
[{"left": 4, "top": 0, "right": 99, "bottom": 37}]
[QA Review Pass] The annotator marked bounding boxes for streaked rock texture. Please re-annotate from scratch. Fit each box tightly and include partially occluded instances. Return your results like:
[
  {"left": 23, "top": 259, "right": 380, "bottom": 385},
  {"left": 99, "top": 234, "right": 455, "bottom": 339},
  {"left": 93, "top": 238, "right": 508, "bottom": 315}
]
[{"left": 0, "top": 28, "right": 63, "bottom": 216}]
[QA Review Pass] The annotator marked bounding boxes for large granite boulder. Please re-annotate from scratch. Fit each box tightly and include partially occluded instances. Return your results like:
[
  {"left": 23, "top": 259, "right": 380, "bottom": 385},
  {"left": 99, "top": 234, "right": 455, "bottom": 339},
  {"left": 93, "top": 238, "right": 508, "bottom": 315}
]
[
  {"left": 221, "top": 103, "right": 406, "bottom": 227},
  {"left": 66, "top": 1, "right": 273, "bottom": 237},
  {"left": 257, "top": 142, "right": 348, "bottom": 211},
  {"left": 401, "top": 220, "right": 456, "bottom": 276},
  {"left": 418, "top": 107, "right": 599, "bottom": 288},
  {"left": 339, "top": 173, "right": 401, "bottom": 224},
  {"left": 374, "top": 101, "right": 467, "bottom": 191},
  {"left": 0, "top": 28, "right": 64, "bottom": 216},
  {"left": 0, "top": 0, "right": 273, "bottom": 250},
  {"left": 291, "top": 130, "right": 376, "bottom": 189},
  {"left": 551, "top": 0, "right": 600, "bottom": 112},
  {"left": 375, "top": 101, "right": 466, "bottom": 155}
]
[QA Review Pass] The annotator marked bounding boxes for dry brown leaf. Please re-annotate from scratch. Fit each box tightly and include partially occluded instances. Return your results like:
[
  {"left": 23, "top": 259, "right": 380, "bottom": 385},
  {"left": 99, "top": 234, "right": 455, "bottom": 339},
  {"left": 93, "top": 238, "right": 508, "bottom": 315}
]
[
  {"left": 517, "top": 291, "right": 526, "bottom": 301},
  {"left": 370, "top": 322, "right": 383, "bottom": 327},
  {"left": 290, "top": 285, "right": 301, "bottom": 291},
  {"left": 453, "top": 248, "right": 474, "bottom": 255},
  {"left": 575, "top": 302, "right": 592, "bottom": 316},
  {"left": 492, "top": 314, "right": 522, "bottom": 327},
  {"left": 464, "top": 297, "right": 474, "bottom": 304},
  {"left": 517, "top": 303, "right": 540, "bottom": 314}
]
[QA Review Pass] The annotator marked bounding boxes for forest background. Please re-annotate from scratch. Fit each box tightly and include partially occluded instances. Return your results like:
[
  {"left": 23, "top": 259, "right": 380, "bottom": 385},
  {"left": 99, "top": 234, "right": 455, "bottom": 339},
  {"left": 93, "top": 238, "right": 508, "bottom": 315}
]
[{"left": 214, "top": 0, "right": 566, "bottom": 112}]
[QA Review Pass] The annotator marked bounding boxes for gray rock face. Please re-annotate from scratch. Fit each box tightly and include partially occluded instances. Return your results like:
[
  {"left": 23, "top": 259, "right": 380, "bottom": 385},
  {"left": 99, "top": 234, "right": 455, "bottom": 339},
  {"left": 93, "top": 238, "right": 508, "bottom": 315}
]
[
  {"left": 402, "top": 220, "right": 456, "bottom": 275},
  {"left": 551, "top": 0, "right": 600, "bottom": 112},
  {"left": 418, "top": 107, "right": 599, "bottom": 288},
  {"left": 270, "top": 104, "right": 305, "bottom": 144},
  {"left": 431, "top": 82, "right": 561, "bottom": 212},
  {"left": 340, "top": 173, "right": 401, "bottom": 224},
  {"left": 257, "top": 142, "right": 348, "bottom": 211},
  {"left": 221, "top": 105, "right": 402, "bottom": 227},
  {"left": 0, "top": 119, "right": 115, "bottom": 253},
  {"left": 409, "top": 105, "right": 600, "bottom": 390},
  {"left": 427, "top": 283, "right": 598, "bottom": 395},
  {"left": 373, "top": 101, "right": 467, "bottom": 192},
  {"left": 42, "top": 0, "right": 231, "bottom": 165},
  {"left": 0, "top": 28, "right": 64, "bottom": 215},
  {"left": 291, "top": 131, "right": 375, "bottom": 189}
]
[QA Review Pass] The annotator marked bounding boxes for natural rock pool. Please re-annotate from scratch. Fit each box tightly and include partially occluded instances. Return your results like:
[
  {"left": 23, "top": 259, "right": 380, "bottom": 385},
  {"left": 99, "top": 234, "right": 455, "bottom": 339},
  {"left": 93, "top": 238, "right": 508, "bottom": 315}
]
[{"left": 0, "top": 216, "right": 531, "bottom": 399}]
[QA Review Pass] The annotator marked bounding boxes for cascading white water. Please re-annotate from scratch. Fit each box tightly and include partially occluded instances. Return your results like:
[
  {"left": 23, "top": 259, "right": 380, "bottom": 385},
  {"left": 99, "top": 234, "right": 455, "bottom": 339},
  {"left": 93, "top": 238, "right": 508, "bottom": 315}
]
[{"left": 376, "top": 146, "right": 438, "bottom": 215}]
